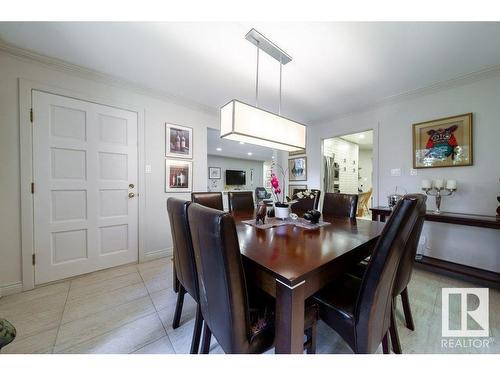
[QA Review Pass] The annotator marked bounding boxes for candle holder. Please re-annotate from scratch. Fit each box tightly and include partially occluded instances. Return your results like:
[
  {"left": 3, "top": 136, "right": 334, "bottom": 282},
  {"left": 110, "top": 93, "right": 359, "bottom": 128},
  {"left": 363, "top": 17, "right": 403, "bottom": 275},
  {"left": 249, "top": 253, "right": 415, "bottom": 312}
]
[{"left": 422, "top": 186, "right": 456, "bottom": 214}]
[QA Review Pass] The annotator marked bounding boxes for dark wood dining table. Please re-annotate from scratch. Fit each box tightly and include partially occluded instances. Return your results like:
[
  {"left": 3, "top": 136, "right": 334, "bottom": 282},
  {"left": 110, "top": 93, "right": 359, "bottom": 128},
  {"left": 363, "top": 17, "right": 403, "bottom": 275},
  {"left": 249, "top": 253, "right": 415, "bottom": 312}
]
[{"left": 233, "top": 214, "right": 385, "bottom": 354}]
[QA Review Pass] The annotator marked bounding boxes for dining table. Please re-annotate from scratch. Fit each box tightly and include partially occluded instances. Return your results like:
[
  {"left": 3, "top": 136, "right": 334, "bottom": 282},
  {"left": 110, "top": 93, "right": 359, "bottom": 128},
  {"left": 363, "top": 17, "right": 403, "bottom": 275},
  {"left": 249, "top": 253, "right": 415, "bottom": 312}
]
[{"left": 233, "top": 213, "right": 385, "bottom": 354}]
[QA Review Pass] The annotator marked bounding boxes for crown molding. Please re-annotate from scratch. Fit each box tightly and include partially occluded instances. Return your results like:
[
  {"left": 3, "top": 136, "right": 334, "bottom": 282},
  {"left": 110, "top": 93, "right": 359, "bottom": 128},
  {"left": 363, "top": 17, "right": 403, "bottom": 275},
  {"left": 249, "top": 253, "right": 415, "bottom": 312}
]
[
  {"left": 0, "top": 40, "right": 219, "bottom": 118},
  {"left": 311, "top": 64, "right": 500, "bottom": 125}
]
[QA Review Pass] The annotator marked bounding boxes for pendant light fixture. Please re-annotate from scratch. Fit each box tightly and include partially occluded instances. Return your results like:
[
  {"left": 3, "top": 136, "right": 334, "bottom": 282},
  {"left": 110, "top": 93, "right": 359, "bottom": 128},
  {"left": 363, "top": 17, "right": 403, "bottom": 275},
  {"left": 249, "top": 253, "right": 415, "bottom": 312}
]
[{"left": 220, "top": 29, "right": 306, "bottom": 152}]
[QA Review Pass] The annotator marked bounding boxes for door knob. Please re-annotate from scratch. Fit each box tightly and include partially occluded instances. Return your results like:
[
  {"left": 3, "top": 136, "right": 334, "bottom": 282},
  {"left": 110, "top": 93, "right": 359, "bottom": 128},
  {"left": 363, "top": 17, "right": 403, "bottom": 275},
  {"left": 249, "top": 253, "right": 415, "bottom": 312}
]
[{"left": 128, "top": 192, "right": 136, "bottom": 198}]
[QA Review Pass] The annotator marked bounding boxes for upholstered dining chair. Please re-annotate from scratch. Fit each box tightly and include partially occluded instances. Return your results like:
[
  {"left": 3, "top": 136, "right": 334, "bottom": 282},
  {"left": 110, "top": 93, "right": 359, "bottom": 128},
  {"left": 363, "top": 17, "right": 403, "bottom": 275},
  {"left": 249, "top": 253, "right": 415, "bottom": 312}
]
[
  {"left": 350, "top": 194, "right": 427, "bottom": 353},
  {"left": 322, "top": 192, "right": 358, "bottom": 219},
  {"left": 291, "top": 190, "right": 321, "bottom": 216},
  {"left": 254, "top": 187, "right": 272, "bottom": 205},
  {"left": 228, "top": 191, "right": 254, "bottom": 215},
  {"left": 311, "top": 195, "right": 423, "bottom": 354},
  {"left": 191, "top": 192, "right": 224, "bottom": 211},
  {"left": 187, "top": 203, "right": 318, "bottom": 354},
  {"left": 167, "top": 198, "right": 203, "bottom": 354}
]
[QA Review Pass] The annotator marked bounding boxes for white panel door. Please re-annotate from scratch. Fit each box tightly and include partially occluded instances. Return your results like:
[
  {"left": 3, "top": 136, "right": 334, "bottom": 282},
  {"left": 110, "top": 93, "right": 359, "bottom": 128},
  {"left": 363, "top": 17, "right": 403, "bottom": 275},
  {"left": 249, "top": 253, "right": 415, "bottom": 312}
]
[{"left": 33, "top": 90, "right": 138, "bottom": 285}]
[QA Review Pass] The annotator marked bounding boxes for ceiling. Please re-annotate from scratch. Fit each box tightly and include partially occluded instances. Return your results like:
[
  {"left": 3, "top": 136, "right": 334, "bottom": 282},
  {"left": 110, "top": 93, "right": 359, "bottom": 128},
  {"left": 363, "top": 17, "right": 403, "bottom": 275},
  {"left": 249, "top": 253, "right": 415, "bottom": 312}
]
[
  {"left": 207, "top": 128, "right": 274, "bottom": 162},
  {"left": 340, "top": 130, "right": 373, "bottom": 150},
  {"left": 2, "top": 22, "right": 500, "bottom": 124}
]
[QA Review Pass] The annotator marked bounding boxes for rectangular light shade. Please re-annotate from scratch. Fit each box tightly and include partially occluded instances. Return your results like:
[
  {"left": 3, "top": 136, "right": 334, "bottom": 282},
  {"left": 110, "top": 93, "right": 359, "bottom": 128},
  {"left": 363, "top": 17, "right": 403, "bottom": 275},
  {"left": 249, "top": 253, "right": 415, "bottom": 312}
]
[{"left": 220, "top": 100, "right": 306, "bottom": 152}]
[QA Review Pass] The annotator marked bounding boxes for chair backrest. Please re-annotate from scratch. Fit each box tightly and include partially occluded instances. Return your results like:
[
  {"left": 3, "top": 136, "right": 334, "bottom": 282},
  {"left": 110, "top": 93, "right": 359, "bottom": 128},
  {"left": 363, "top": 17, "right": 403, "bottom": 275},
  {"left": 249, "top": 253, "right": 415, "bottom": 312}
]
[
  {"left": 255, "top": 187, "right": 268, "bottom": 200},
  {"left": 191, "top": 192, "right": 223, "bottom": 210},
  {"left": 166, "top": 198, "right": 199, "bottom": 301},
  {"left": 322, "top": 192, "right": 358, "bottom": 219},
  {"left": 228, "top": 191, "right": 254, "bottom": 214},
  {"left": 356, "top": 189, "right": 372, "bottom": 217},
  {"left": 353, "top": 195, "right": 423, "bottom": 353},
  {"left": 187, "top": 203, "right": 251, "bottom": 353},
  {"left": 291, "top": 190, "right": 321, "bottom": 216},
  {"left": 393, "top": 194, "right": 427, "bottom": 296}
]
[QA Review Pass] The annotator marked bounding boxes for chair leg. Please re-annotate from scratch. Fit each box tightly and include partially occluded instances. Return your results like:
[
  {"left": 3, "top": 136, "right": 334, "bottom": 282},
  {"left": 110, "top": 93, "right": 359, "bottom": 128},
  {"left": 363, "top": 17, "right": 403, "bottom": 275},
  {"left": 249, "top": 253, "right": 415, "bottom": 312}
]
[
  {"left": 382, "top": 332, "right": 390, "bottom": 354},
  {"left": 390, "top": 299, "right": 402, "bottom": 354},
  {"left": 172, "top": 285, "right": 186, "bottom": 329},
  {"left": 173, "top": 262, "right": 180, "bottom": 293},
  {"left": 200, "top": 322, "right": 212, "bottom": 354},
  {"left": 401, "top": 287, "right": 415, "bottom": 331},
  {"left": 305, "top": 322, "right": 317, "bottom": 354},
  {"left": 190, "top": 304, "right": 203, "bottom": 354}
]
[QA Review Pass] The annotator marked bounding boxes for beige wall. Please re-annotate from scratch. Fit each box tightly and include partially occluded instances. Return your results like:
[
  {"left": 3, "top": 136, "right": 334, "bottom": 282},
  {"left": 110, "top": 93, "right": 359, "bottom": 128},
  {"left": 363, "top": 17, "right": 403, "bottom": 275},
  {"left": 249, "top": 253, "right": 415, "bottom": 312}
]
[{"left": 0, "top": 50, "right": 218, "bottom": 293}]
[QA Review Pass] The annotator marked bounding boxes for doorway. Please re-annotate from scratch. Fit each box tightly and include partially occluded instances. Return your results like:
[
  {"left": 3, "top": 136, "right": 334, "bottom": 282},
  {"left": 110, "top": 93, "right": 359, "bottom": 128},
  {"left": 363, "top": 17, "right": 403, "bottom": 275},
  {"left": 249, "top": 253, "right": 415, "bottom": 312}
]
[{"left": 322, "top": 130, "right": 374, "bottom": 218}]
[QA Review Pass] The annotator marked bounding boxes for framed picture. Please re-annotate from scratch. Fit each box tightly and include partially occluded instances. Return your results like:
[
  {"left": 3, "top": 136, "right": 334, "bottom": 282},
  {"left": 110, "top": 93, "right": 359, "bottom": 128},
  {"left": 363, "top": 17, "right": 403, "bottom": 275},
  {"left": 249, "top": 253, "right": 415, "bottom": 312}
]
[
  {"left": 412, "top": 113, "right": 473, "bottom": 169},
  {"left": 209, "top": 167, "right": 221, "bottom": 179},
  {"left": 165, "top": 159, "right": 192, "bottom": 192},
  {"left": 166, "top": 123, "right": 193, "bottom": 158},
  {"left": 289, "top": 148, "right": 306, "bottom": 157},
  {"left": 288, "top": 156, "right": 307, "bottom": 181},
  {"left": 289, "top": 184, "right": 307, "bottom": 198}
]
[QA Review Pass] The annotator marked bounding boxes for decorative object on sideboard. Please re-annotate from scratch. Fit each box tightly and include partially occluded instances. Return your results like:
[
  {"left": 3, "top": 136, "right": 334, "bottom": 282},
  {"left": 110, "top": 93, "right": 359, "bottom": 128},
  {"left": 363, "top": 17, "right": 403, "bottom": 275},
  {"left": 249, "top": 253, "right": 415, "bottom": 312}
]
[
  {"left": 256, "top": 202, "right": 267, "bottom": 225},
  {"left": 303, "top": 209, "right": 321, "bottom": 224},
  {"left": 165, "top": 123, "right": 193, "bottom": 159},
  {"left": 421, "top": 179, "right": 457, "bottom": 214},
  {"left": 387, "top": 186, "right": 406, "bottom": 208},
  {"left": 0, "top": 318, "right": 16, "bottom": 351},
  {"left": 413, "top": 113, "right": 473, "bottom": 169}
]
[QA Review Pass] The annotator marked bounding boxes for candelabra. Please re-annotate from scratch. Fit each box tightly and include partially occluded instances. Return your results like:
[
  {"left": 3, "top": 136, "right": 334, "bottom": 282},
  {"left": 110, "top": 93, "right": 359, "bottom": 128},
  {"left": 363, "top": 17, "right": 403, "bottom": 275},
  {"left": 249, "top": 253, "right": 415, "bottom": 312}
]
[{"left": 421, "top": 179, "right": 457, "bottom": 214}]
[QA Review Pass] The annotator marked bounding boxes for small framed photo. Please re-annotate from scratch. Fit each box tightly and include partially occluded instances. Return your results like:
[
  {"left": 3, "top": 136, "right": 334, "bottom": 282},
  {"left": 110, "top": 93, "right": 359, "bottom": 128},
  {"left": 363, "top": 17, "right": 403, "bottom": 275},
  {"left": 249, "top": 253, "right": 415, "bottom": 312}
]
[
  {"left": 165, "top": 159, "right": 192, "bottom": 192},
  {"left": 289, "top": 184, "right": 307, "bottom": 198},
  {"left": 166, "top": 123, "right": 193, "bottom": 159},
  {"left": 209, "top": 167, "right": 221, "bottom": 179},
  {"left": 288, "top": 156, "right": 307, "bottom": 181},
  {"left": 412, "top": 113, "right": 473, "bottom": 169}
]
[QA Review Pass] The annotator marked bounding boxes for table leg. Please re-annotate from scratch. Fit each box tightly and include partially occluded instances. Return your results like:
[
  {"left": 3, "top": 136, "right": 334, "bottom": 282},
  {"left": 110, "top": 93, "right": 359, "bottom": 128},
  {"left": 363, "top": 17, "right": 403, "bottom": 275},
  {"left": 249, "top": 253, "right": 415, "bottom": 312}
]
[
  {"left": 275, "top": 279, "right": 306, "bottom": 354},
  {"left": 371, "top": 211, "right": 378, "bottom": 221}
]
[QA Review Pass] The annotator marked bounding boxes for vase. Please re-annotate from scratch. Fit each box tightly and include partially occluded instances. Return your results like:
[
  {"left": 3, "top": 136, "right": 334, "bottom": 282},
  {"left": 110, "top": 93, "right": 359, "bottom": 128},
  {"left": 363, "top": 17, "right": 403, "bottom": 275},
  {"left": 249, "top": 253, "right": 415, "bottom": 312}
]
[{"left": 274, "top": 205, "right": 290, "bottom": 220}]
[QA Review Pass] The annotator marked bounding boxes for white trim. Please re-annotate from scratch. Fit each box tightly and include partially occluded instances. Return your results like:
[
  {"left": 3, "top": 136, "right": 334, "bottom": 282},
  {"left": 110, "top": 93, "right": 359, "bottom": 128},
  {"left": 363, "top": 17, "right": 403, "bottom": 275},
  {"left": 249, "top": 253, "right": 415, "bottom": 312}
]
[
  {"left": 0, "top": 282, "right": 24, "bottom": 298},
  {"left": 0, "top": 41, "right": 217, "bottom": 118},
  {"left": 276, "top": 279, "right": 305, "bottom": 290},
  {"left": 19, "top": 78, "right": 147, "bottom": 290},
  {"left": 142, "top": 247, "right": 173, "bottom": 263}
]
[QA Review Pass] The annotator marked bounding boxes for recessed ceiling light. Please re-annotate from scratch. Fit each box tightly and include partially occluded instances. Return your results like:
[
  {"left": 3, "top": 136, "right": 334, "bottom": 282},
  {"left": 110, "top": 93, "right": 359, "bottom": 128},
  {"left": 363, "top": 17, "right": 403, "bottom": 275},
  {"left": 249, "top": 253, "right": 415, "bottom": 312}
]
[
  {"left": 272, "top": 156, "right": 275, "bottom": 159},
  {"left": 358, "top": 134, "right": 365, "bottom": 139},
  {"left": 239, "top": 141, "right": 245, "bottom": 145},
  {"left": 247, "top": 152, "right": 253, "bottom": 156},
  {"left": 216, "top": 147, "right": 222, "bottom": 151}
]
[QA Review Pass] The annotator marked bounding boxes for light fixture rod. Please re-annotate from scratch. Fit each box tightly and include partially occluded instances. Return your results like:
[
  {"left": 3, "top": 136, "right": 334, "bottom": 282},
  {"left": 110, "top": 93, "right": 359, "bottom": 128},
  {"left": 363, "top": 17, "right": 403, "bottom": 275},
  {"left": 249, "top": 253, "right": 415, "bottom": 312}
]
[
  {"left": 256, "top": 43, "right": 260, "bottom": 107},
  {"left": 279, "top": 58, "right": 282, "bottom": 115}
]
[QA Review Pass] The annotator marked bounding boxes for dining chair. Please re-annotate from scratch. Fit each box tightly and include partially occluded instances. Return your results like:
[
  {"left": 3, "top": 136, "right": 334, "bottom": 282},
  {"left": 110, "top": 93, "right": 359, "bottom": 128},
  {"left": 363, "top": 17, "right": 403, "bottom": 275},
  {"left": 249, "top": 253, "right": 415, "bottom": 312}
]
[
  {"left": 356, "top": 189, "right": 372, "bottom": 217},
  {"left": 187, "top": 203, "right": 318, "bottom": 354},
  {"left": 311, "top": 195, "right": 422, "bottom": 354},
  {"left": 228, "top": 191, "right": 255, "bottom": 215},
  {"left": 291, "top": 190, "right": 321, "bottom": 216},
  {"left": 322, "top": 192, "right": 359, "bottom": 219},
  {"left": 255, "top": 187, "right": 272, "bottom": 205},
  {"left": 191, "top": 192, "right": 224, "bottom": 210},
  {"left": 350, "top": 194, "right": 427, "bottom": 353},
  {"left": 166, "top": 198, "right": 203, "bottom": 354}
]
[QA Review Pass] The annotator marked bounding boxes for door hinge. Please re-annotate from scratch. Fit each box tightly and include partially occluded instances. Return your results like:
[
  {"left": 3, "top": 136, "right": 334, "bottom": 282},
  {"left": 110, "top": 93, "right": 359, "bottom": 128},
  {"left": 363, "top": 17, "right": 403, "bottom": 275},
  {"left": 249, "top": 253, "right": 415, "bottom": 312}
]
[
  {"left": 30, "top": 108, "right": 33, "bottom": 123},
  {"left": 31, "top": 182, "right": 35, "bottom": 194},
  {"left": 32, "top": 253, "right": 36, "bottom": 266}
]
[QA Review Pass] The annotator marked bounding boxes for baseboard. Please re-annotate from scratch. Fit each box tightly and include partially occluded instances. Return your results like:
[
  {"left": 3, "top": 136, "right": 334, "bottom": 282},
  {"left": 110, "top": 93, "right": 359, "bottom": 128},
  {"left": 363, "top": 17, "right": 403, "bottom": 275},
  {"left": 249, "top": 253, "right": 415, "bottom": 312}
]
[
  {"left": 415, "top": 256, "right": 500, "bottom": 289},
  {"left": 141, "top": 247, "right": 173, "bottom": 263},
  {"left": 0, "top": 282, "right": 23, "bottom": 298}
]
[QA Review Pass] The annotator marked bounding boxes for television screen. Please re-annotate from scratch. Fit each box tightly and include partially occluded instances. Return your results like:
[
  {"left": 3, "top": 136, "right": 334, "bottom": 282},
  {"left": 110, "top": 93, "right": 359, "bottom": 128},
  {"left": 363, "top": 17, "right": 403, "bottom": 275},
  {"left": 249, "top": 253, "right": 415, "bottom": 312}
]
[{"left": 226, "top": 170, "right": 246, "bottom": 185}]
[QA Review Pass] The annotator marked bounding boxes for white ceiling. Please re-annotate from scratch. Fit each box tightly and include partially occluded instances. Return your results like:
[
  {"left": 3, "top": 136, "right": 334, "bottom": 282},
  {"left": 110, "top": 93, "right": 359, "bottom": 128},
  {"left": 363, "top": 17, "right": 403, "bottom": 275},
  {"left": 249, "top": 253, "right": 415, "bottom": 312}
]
[
  {"left": 207, "top": 128, "right": 274, "bottom": 162},
  {"left": 340, "top": 130, "right": 373, "bottom": 150},
  {"left": 2, "top": 22, "right": 500, "bottom": 124}
]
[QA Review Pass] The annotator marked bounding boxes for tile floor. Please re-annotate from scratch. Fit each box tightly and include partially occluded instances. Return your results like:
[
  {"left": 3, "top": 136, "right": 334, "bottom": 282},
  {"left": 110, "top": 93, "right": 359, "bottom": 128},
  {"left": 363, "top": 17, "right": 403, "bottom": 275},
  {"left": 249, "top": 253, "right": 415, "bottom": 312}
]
[{"left": 1, "top": 258, "right": 498, "bottom": 354}]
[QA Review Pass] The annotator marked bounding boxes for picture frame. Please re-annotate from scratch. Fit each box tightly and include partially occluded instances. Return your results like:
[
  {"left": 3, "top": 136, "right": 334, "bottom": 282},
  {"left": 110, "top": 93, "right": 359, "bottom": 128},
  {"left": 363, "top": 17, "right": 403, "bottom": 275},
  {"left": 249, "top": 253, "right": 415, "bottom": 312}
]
[
  {"left": 165, "top": 159, "right": 193, "bottom": 192},
  {"left": 208, "top": 167, "right": 221, "bottom": 179},
  {"left": 288, "top": 148, "right": 306, "bottom": 157},
  {"left": 289, "top": 184, "right": 308, "bottom": 198},
  {"left": 412, "top": 113, "right": 473, "bottom": 169},
  {"left": 288, "top": 156, "right": 307, "bottom": 181},
  {"left": 165, "top": 123, "right": 193, "bottom": 159}
]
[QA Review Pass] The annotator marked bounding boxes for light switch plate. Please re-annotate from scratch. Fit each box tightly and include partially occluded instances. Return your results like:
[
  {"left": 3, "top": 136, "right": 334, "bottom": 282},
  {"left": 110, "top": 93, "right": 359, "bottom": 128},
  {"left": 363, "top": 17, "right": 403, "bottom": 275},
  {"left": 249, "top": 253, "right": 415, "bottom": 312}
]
[
  {"left": 390, "top": 168, "right": 401, "bottom": 177},
  {"left": 145, "top": 165, "right": 152, "bottom": 174},
  {"left": 410, "top": 169, "right": 418, "bottom": 176}
]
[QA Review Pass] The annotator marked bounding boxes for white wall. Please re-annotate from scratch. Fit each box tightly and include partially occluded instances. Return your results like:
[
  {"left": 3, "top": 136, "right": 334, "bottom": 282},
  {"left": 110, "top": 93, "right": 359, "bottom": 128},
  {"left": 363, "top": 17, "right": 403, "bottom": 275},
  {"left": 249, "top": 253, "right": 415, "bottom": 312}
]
[
  {"left": 324, "top": 138, "right": 359, "bottom": 194},
  {"left": 207, "top": 155, "right": 264, "bottom": 192},
  {"left": 0, "top": 50, "right": 218, "bottom": 292},
  {"left": 306, "top": 74, "right": 500, "bottom": 272},
  {"left": 358, "top": 149, "right": 373, "bottom": 193}
]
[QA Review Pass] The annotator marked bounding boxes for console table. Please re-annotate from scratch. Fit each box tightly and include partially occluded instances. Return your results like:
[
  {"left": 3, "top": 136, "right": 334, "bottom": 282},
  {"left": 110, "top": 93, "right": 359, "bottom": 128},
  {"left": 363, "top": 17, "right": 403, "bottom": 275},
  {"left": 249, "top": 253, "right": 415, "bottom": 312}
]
[{"left": 369, "top": 206, "right": 500, "bottom": 287}]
